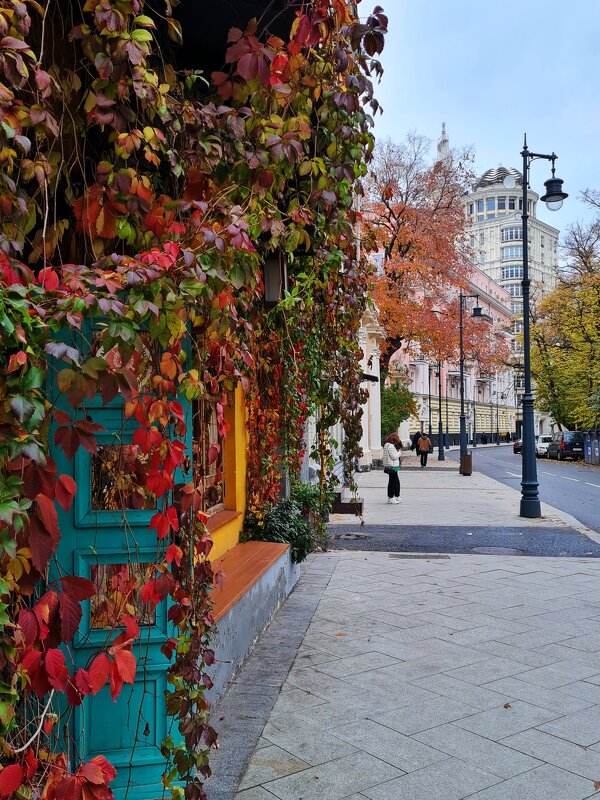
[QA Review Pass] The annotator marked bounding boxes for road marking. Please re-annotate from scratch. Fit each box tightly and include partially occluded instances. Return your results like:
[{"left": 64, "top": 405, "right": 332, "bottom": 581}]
[
  {"left": 506, "top": 471, "right": 521, "bottom": 477},
  {"left": 586, "top": 482, "right": 600, "bottom": 488},
  {"left": 562, "top": 476, "right": 579, "bottom": 482},
  {"left": 542, "top": 472, "right": 554, "bottom": 476}
]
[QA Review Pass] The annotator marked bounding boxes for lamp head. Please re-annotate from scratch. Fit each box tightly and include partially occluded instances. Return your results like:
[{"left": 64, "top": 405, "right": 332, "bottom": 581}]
[
  {"left": 540, "top": 161, "right": 568, "bottom": 211},
  {"left": 472, "top": 304, "right": 483, "bottom": 318}
]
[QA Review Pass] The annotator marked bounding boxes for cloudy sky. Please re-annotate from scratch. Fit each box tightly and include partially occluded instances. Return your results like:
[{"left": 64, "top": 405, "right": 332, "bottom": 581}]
[{"left": 372, "top": 0, "right": 600, "bottom": 234}]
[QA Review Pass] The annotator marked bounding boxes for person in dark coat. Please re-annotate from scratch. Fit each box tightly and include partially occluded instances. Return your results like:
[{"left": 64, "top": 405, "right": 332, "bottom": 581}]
[{"left": 410, "top": 431, "right": 421, "bottom": 451}]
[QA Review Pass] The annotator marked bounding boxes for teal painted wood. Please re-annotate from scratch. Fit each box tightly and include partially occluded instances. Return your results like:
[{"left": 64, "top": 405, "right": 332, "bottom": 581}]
[{"left": 47, "top": 323, "right": 192, "bottom": 800}]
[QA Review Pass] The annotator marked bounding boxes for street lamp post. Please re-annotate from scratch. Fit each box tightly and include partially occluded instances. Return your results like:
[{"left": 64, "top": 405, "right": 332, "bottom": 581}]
[
  {"left": 518, "top": 135, "right": 568, "bottom": 517},
  {"left": 427, "top": 363, "right": 432, "bottom": 439},
  {"left": 445, "top": 374, "right": 450, "bottom": 448},
  {"left": 437, "top": 362, "right": 445, "bottom": 461},
  {"left": 459, "top": 293, "right": 483, "bottom": 475}
]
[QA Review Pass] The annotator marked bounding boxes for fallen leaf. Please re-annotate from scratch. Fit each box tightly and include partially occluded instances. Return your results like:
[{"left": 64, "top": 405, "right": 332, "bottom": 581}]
[
  {"left": 593, "top": 780, "right": 600, "bottom": 790},
  {"left": 334, "top": 632, "right": 347, "bottom": 637},
  {"left": 503, "top": 703, "right": 511, "bottom": 709}
]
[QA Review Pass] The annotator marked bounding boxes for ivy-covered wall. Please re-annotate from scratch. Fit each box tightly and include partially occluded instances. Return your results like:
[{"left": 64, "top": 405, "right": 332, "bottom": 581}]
[{"left": 0, "top": 1, "right": 386, "bottom": 798}]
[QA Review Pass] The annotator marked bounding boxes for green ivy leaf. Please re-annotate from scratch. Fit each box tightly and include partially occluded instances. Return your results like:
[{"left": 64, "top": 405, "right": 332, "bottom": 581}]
[{"left": 10, "top": 396, "right": 35, "bottom": 424}]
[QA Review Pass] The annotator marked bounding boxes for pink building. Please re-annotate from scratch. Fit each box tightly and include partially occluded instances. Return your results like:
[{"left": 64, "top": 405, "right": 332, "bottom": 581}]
[{"left": 387, "top": 266, "right": 518, "bottom": 448}]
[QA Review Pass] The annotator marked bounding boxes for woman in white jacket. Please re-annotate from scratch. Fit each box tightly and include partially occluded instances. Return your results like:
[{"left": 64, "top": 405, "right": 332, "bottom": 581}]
[{"left": 383, "top": 432, "right": 402, "bottom": 504}]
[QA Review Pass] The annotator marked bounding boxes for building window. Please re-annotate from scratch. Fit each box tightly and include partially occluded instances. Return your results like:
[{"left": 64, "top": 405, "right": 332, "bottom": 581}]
[
  {"left": 477, "top": 200, "right": 484, "bottom": 213},
  {"left": 502, "top": 245, "right": 523, "bottom": 260},
  {"left": 486, "top": 198, "right": 495, "bottom": 212},
  {"left": 518, "top": 198, "right": 523, "bottom": 210},
  {"left": 479, "top": 232, "right": 485, "bottom": 246},
  {"left": 469, "top": 203, "right": 474, "bottom": 215},
  {"left": 470, "top": 236, "right": 476, "bottom": 248},
  {"left": 497, "top": 196, "right": 506, "bottom": 210},
  {"left": 509, "top": 197, "right": 516, "bottom": 210},
  {"left": 477, "top": 215, "right": 484, "bottom": 222},
  {"left": 540, "top": 235, "right": 545, "bottom": 248},
  {"left": 507, "top": 283, "right": 523, "bottom": 297},
  {"left": 193, "top": 399, "right": 225, "bottom": 515},
  {"left": 511, "top": 301, "right": 522, "bottom": 314},
  {"left": 502, "top": 265, "right": 523, "bottom": 279},
  {"left": 501, "top": 228, "right": 522, "bottom": 242}
]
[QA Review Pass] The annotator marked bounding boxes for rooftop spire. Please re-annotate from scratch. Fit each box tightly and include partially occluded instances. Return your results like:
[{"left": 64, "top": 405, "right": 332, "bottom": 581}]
[{"left": 437, "top": 122, "right": 450, "bottom": 164}]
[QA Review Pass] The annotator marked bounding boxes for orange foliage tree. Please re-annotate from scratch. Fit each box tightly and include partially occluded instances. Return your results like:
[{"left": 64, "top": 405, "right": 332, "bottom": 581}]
[{"left": 366, "top": 133, "right": 509, "bottom": 370}]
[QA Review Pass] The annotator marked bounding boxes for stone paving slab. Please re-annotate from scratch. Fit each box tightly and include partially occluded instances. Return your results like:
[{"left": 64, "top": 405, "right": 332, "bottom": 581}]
[{"left": 217, "top": 552, "right": 600, "bottom": 799}]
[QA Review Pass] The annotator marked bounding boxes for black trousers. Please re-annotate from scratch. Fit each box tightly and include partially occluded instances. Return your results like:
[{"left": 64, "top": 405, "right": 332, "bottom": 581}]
[
  {"left": 420, "top": 451, "right": 428, "bottom": 467},
  {"left": 387, "top": 469, "right": 400, "bottom": 497}
]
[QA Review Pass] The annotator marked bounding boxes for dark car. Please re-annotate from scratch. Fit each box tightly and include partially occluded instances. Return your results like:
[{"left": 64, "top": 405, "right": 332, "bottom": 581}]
[
  {"left": 513, "top": 439, "right": 522, "bottom": 454},
  {"left": 546, "top": 431, "right": 585, "bottom": 461}
]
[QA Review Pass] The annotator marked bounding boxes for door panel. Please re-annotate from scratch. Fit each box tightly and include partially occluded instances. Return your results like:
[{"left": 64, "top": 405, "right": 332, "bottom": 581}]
[{"left": 48, "top": 326, "right": 191, "bottom": 800}]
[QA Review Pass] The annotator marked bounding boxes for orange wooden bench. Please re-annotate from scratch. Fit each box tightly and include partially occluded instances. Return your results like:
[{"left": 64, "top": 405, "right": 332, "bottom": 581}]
[{"left": 210, "top": 541, "right": 290, "bottom": 621}]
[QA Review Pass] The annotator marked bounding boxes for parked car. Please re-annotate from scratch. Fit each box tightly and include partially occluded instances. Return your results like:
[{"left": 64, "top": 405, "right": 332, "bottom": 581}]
[
  {"left": 535, "top": 434, "right": 554, "bottom": 458},
  {"left": 546, "top": 431, "right": 585, "bottom": 461},
  {"left": 513, "top": 439, "right": 522, "bottom": 454}
]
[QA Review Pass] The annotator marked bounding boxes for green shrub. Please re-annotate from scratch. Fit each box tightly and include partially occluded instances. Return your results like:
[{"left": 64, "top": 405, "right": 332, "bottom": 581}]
[{"left": 243, "top": 497, "right": 315, "bottom": 563}]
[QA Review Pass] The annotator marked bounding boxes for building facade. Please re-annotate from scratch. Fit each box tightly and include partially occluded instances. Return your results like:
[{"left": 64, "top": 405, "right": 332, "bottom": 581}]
[
  {"left": 464, "top": 164, "right": 561, "bottom": 435},
  {"left": 390, "top": 267, "right": 518, "bottom": 448}
]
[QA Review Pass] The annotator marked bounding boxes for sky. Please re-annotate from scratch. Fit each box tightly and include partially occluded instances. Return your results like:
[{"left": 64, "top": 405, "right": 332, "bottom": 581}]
[{"left": 371, "top": 0, "right": 600, "bottom": 235}]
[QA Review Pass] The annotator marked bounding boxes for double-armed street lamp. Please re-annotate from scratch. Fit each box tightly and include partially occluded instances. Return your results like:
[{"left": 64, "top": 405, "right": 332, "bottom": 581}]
[
  {"left": 459, "top": 293, "right": 484, "bottom": 475},
  {"left": 515, "top": 135, "right": 568, "bottom": 517}
]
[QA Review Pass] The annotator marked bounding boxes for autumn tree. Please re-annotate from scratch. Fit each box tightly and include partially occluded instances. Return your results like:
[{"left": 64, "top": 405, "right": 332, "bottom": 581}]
[
  {"left": 365, "top": 133, "right": 509, "bottom": 372},
  {"left": 532, "top": 205, "right": 600, "bottom": 428}
]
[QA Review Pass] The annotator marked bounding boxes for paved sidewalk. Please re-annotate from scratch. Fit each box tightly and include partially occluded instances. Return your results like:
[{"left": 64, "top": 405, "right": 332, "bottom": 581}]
[
  {"left": 232, "top": 552, "right": 600, "bottom": 800},
  {"left": 330, "top": 464, "right": 591, "bottom": 535}
]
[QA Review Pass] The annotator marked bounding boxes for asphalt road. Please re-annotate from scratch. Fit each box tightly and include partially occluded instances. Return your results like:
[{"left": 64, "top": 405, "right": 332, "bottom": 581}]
[
  {"left": 448, "top": 444, "right": 600, "bottom": 533},
  {"left": 329, "top": 524, "right": 600, "bottom": 557}
]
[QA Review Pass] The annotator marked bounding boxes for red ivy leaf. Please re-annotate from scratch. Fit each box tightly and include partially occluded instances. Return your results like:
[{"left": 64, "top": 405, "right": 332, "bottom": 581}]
[
  {"left": 54, "top": 424, "right": 80, "bottom": 460},
  {"left": 113, "top": 649, "right": 136, "bottom": 684},
  {"left": 59, "top": 591, "right": 82, "bottom": 642},
  {"left": 88, "top": 653, "right": 111, "bottom": 695},
  {"left": 74, "top": 668, "right": 92, "bottom": 696},
  {"left": 61, "top": 576, "right": 95, "bottom": 600},
  {"left": 165, "top": 543, "right": 183, "bottom": 566},
  {"left": 35, "top": 493, "right": 59, "bottom": 540},
  {"left": 0, "top": 763, "right": 24, "bottom": 798},
  {"left": 45, "top": 648, "right": 69, "bottom": 691},
  {"left": 27, "top": 516, "right": 54, "bottom": 574},
  {"left": 150, "top": 506, "right": 179, "bottom": 540},
  {"left": 18, "top": 609, "right": 38, "bottom": 646},
  {"left": 55, "top": 474, "right": 77, "bottom": 511}
]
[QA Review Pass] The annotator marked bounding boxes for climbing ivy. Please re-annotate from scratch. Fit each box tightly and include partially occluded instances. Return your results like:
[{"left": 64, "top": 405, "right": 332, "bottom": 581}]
[{"left": 0, "top": 1, "right": 386, "bottom": 797}]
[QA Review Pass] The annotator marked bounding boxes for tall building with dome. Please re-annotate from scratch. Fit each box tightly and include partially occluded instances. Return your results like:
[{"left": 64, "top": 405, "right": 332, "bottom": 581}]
[
  {"left": 464, "top": 163, "right": 561, "bottom": 435},
  {"left": 465, "top": 165, "right": 560, "bottom": 318}
]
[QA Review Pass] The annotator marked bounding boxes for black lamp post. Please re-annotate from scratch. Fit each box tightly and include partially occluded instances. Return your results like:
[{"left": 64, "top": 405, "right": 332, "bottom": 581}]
[
  {"left": 459, "top": 293, "right": 483, "bottom": 475},
  {"left": 437, "top": 362, "right": 445, "bottom": 461},
  {"left": 427, "top": 363, "right": 432, "bottom": 438},
  {"left": 445, "top": 375, "right": 450, "bottom": 448},
  {"left": 518, "top": 135, "right": 568, "bottom": 517}
]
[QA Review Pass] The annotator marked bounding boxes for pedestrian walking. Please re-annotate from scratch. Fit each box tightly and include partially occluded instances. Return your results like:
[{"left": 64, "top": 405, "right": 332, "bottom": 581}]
[
  {"left": 410, "top": 431, "right": 421, "bottom": 452},
  {"left": 383, "top": 432, "right": 402, "bottom": 504},
  {"left": 417, "top": 431, "right": 431, "bottom": 467}
]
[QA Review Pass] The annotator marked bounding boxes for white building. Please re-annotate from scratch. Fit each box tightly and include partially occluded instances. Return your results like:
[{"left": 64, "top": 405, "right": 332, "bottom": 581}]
[{"left": 464, "top": 165, "right": 560, "bottom": 436}]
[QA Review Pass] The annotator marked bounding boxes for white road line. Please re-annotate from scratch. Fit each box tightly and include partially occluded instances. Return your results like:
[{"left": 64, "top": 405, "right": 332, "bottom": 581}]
[
  {"left": 562, "top": 476, "right": 579, "bottom": 482},
  {"left": 586, "top": 482, "right": 600, "bottom": 488},
  {"left": 506, "top": 471, "right": 521, "bottom": 477},
  {"left": 542, "top": 472, "right": 554, "bottom": 476}
]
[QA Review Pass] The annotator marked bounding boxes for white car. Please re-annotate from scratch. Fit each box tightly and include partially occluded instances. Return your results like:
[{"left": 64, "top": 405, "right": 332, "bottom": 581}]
[{"left": 535, "top": 434, "right": 553, "bottom": 458}]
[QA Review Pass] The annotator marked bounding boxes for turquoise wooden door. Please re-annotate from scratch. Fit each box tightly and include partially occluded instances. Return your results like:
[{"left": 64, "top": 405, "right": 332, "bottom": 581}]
[{"left": 49, "top": 329, "right": 192, "bottom": 800}]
